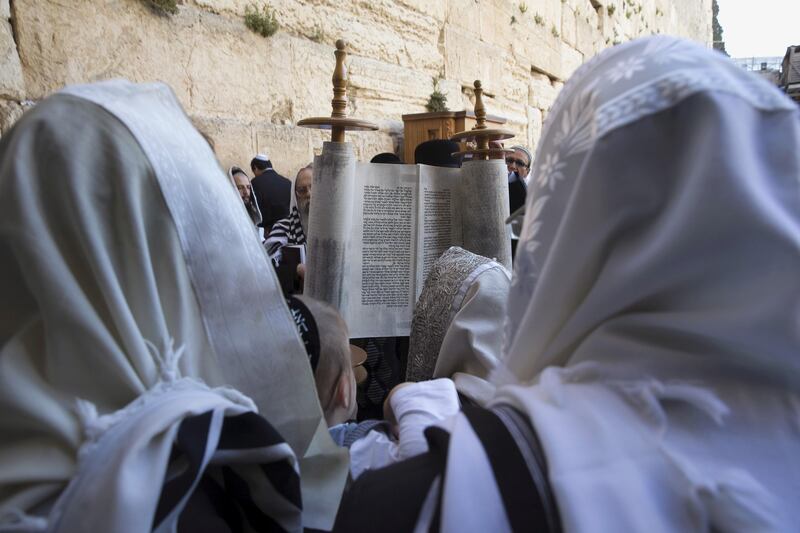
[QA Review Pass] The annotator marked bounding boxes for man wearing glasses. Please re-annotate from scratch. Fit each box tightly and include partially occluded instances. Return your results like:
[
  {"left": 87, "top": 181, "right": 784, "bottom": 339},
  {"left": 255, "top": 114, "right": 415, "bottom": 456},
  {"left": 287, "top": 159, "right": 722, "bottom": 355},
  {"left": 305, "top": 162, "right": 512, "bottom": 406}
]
[
  {"left": 506, "top": 145, "right": 531, "bottom": 215},
  {"left": 506, "top": 145, "right": 531, "bottom": 259}
]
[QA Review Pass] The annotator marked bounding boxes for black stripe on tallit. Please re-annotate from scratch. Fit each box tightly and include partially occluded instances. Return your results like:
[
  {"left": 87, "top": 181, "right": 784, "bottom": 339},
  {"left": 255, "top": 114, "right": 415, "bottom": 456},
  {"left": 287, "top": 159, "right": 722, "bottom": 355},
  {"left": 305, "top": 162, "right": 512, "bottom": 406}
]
[
  {"left": 461, "top": 406, "right": 552, "bottom": 533},
  {"left": 260, "top": 461, "right": 302, "bottom": 510},
  {"left": 217, "top": 412, "right": 286, "bottom": 449},
  {"left": 266, "top": 208, "right": 306, "bottom": 256},
  {"left": 152, "top": 411, "right": 213, "bottom": 530},
  {"left": 494, "top": 406, "right": 562, "bottom": 533},
  {"left": 221, "top": 465, "right": 288, "bottom": 533},
  {"left": 152, "top": 410, "right": 301, "bottom": 532},
  {"left": 216, "top": 412, "right": 302, "bottom": 510},
  {"left": 425, "top": 426, "right": 451, "bottom": 533}
]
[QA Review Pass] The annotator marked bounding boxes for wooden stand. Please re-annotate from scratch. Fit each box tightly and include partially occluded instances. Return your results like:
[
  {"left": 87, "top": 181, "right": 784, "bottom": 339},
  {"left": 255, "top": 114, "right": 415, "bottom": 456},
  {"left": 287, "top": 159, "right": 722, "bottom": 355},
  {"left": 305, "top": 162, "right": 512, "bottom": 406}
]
[{"left": 401, "top": 109, "right": 507, "bottom": 165}]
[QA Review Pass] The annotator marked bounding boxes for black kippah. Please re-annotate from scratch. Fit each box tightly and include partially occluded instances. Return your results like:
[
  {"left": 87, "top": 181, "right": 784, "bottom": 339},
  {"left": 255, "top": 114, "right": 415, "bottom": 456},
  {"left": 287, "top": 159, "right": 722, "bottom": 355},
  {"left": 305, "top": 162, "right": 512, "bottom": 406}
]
[{"left": 286, "top": 296, "right": 321, "bottom": 373}]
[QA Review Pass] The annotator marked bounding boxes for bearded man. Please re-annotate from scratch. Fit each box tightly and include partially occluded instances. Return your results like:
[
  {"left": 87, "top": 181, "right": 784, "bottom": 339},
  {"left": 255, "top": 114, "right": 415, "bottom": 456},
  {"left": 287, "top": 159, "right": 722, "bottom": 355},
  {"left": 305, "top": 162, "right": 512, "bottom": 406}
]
[{"left": 265, "top": 164, "right": 312, "bottom": 266}]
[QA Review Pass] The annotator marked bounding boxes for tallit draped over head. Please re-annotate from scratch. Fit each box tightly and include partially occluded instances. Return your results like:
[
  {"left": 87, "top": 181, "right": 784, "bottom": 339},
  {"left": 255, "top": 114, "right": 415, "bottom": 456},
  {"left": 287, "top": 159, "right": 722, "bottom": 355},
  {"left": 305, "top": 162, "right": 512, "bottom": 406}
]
[
  {"left": 407, "top": 247, "right": 510, "bottom": 403},
  {"left": 0, "top": 81, "right": 346, "bottom": 531},
  {"left": 404, "top": 37, "right": 800, "bottom": 533},
  {"left": 228, "top": 165, "right": 263, "bottom": 228},
  {"left": 488, "top": 36, "right": 800, "bottom": 532}
]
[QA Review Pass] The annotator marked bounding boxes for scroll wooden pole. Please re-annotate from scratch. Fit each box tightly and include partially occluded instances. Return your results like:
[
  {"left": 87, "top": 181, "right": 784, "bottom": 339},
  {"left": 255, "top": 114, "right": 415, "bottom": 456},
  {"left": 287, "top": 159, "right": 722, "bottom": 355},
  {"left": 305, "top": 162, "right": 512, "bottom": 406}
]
[
  {"left": 297, "top": 39, "right": 378, "bottom": 311},
  {"left": 298, "top": 39, "right": 378, "bottom": 142},
  {"left": 451, "top": 80, "right": 514, "bottom": 159},
  {"left": 450, "top": 80, "right": 515, "bottom": 269}
]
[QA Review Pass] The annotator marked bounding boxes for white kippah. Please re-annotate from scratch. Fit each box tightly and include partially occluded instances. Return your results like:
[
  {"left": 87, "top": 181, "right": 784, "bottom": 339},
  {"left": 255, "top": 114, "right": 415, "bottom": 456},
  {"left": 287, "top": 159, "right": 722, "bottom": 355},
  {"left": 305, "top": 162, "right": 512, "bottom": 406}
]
[
  {"left": 254, "top": 153, "right": 269, "bottom": 162},
  {"left": 509, "top": 145, "right": 532, "bottom": 164}
]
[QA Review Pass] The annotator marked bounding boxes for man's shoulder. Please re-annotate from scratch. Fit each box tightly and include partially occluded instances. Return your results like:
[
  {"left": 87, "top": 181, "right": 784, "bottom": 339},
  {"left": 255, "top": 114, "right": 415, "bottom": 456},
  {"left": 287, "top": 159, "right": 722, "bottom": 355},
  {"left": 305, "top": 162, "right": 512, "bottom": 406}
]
[{"left": 257, "top": 169, "right": 291, "bottom": 189}]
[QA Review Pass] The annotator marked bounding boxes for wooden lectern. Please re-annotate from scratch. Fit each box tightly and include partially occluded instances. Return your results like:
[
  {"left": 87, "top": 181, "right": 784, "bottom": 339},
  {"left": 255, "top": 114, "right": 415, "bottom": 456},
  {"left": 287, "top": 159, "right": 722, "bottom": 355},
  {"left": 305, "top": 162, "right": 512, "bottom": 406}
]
[{"left": 401, "top": 109, "right": 507, "bottom": 164}]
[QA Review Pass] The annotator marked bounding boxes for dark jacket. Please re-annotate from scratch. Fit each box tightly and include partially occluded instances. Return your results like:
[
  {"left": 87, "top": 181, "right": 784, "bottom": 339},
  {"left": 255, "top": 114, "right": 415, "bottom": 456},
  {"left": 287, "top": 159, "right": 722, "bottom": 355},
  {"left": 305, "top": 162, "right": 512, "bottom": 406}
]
[
  {"left": 251, "top": 168, "right": 291, "bottom": 231},
  {"left": 509, "top": 176, "right": 527, "bottom": 215}
]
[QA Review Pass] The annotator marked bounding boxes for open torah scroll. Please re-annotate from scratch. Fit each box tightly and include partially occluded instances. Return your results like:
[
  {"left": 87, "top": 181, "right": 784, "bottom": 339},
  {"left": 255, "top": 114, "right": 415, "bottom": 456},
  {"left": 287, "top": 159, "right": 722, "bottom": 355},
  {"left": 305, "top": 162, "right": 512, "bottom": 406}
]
[{"left": 305, "top": 142, "right": 510, "bottom": 338}]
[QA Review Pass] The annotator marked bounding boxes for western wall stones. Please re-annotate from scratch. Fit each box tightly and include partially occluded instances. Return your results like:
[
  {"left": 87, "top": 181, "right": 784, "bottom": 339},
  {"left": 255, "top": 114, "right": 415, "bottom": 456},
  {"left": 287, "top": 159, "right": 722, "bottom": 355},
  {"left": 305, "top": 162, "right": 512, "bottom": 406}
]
[{"left": 1, "top": 0, "right": 712, "bottom": 174}]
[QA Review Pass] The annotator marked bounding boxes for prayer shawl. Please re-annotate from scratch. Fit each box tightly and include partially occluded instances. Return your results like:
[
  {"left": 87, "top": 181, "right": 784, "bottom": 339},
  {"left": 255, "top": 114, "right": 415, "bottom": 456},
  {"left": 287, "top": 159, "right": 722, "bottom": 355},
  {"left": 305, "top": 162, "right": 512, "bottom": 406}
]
[
  {"left": 410, "top": 36, "right": 800, "bottom": 532},
  {"left": 265, "top": 177, "right": 307, "bottom": 266},
  {"left": 407, "top": 247, "right": 510, "bottom": 404},
  {"left": 0, "top": 80, "right": 347, "bottom": 532},
  {"left": 227, "top": 166, "right": 263, "bottom": 229}
]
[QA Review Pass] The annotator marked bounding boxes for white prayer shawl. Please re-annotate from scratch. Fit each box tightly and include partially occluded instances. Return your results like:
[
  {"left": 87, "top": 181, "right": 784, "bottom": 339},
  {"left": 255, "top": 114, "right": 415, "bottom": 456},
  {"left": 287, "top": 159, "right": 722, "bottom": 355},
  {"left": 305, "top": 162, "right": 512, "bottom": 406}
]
[
  {"left": 432, "top": 37, "right": 800, "bottom": 532},
  {"left": 407, "top": 246, "right": 510, "bottom": 404},
  {"left": 0, "top": 81, "right": 347, "bottom": 531}
]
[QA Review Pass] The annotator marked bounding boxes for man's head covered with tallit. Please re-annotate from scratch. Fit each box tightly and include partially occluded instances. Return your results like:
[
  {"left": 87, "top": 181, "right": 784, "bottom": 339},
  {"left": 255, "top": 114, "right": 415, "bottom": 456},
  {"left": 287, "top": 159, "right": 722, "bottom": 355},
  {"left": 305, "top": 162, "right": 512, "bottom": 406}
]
[{"left": 0, "top": 80, "right": 347, "bottom": 531}]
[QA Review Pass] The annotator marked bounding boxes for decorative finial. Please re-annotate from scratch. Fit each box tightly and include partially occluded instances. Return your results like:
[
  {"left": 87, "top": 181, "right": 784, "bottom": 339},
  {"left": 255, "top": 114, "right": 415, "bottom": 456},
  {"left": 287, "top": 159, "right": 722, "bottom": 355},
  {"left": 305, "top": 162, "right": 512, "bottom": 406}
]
[
  {"left": 473, "top": 80, "right": 487, "bottom": 131},
  {"left": 450, "top": 80, "right": 515, "bottom": 159},
  {"left": 331, "top": 40, "right": 348, "bottom": 120},
  {"left": 298, "top": 38, "right": 378, "bottom": 143}
]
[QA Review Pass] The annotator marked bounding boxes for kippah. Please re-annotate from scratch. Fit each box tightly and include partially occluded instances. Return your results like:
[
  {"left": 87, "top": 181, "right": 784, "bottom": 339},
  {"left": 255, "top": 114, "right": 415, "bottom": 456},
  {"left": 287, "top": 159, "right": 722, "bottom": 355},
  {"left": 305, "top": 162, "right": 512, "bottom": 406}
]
[
  {"left": 509, "top": 145, "right": 532, "bottom": 165},
  {"left": 254, "top": 153, "right": 269, "bottom": 162}
]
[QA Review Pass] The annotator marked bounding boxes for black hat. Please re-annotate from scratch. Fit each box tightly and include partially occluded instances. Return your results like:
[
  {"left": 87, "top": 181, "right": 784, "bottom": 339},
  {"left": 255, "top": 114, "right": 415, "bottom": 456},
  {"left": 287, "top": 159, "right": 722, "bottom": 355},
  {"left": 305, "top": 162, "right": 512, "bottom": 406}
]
[
  {"left": 414, "top": 140, "right": 463, "bottom": 168},
  {"left": 370, "top": 152, "right": 403, "bottom": 164}
]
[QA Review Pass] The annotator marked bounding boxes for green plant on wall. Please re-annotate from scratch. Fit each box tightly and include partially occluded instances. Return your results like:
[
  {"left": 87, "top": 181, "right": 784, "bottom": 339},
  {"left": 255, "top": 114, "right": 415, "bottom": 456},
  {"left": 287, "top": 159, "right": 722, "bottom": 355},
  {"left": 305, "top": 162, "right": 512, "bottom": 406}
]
[
  {"left": 519, "top": 3, "right": 528, "bottom": 14},
  {"left": 510, "top": 15, "right": 518, "bottom": 25},
  {"left": 607, "top": 4, "right": 616, "bottom": 15},
  {"left": 426, "top": 78, "right": 448, "bottom": 113},
  {"left": 534, "top": 13, "right": 544, "bottom": 25},
  {"left": 144, "top": 0, "right": 177, "bottom": 15},
  {"left": 310, "top": 24, "right": 325, "bottom": 43},
  {"left": 551, "top": 24, "right": 559, "bottom": 38},
  {"left": 245, "top": 4, "right": 279, "bottom": 38}
]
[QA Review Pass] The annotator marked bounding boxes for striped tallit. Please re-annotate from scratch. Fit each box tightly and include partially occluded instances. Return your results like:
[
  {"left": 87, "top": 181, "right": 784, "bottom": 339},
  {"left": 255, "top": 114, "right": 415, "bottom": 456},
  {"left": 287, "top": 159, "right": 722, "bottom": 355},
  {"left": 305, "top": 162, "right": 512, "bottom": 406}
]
[{"left": 265, "top": 206, "right": 306, "bottom": 266}]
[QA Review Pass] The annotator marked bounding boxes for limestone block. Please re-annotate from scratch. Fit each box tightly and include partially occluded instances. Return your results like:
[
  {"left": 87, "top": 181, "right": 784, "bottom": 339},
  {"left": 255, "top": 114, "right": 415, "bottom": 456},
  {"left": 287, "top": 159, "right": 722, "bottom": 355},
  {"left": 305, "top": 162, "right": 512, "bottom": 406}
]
[
  {"left": 525, "top": 106, "right": 543, "bottom": 157},
  {"left": 486, "top": 94, "right": 528, "bottom": 141},
  {"left": 444, "top": 0, "right": 482, "bottom": 35},
  {"left": 502, "top": 68, "right": 529, "bottom": 105},
  {"left": 254, "top": 123, "right": 328, "bottom": 178},
  {"left": 443, "top": 25, "right": 506, "bottom": 95},
  {"left": 12, "top": 1, "right": 333, "bottom": 123},
  {"left": 537, "top": 0, "right": 563, "bottom": 33},
  {"left": 576, "top": 14, "right": 600, "bottom": 57},
  {"left": 0, "top": 19, "right": 24, "bottom": 99},
  {"left": 190, "top": 115, "right": 256, "bottom": 174},
  {"left": 528, "top": 72, "right": 558, "bottom": 111},
  {"left": 347, "top": 56, "right": 434, "bottom": 120},
  {"left": 264, "top": 0, "right": 442, "bottom": 72},
  {"left": 437, "top": 79, "right": 462, "bottom": 112},
  {"left": 511, "top": 24, "right": 562, "bottom": 81},
  {"left": 474, "top": 0, "right": 518, "bottom": 52},
  {"left": 0, "top": 99, "right": 24, "bottom": 136},
  {"left": 1, "top": 0, "right": 9, "bottom": 19},
  {"left": 560, "top": 42, "right": 584, "bottom": 80},
  {"left": 561, "top": 6, "right": 577, "bottom": 48}
]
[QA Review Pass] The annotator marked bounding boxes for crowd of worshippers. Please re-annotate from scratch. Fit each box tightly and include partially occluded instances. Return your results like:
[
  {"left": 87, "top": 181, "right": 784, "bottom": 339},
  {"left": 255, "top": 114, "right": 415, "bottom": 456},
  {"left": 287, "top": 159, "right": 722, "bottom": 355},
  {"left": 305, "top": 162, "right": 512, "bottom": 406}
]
[
  {"left": 229, "top": 142, "right": 531, "bottom": 284},
  {"left": 1, "top": 36, "right": 798, "bottom": 533}
]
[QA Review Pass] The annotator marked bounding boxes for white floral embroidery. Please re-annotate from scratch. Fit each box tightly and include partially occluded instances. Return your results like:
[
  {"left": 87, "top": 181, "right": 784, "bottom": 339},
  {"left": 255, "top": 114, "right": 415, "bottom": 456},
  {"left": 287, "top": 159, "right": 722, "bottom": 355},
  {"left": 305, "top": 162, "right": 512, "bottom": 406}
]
[
  {"left": 536, "top": 153, "right": 566, "bottom": 191},
  {"left": 596, "top": 66, "right": 795, "bottom": 140},
  {"left": 552, "top": 82, "right": 598, "bottom": 157},
  {"left": 607, "top": 56, "right": 646, "bottom": 83}
]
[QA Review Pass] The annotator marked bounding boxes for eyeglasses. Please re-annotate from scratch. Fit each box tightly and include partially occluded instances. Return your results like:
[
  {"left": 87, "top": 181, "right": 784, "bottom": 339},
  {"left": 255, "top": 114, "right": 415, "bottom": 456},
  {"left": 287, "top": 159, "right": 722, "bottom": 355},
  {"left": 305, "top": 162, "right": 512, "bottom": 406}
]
[
  {"left": 506, "top": 157, "right": 529, "bottom": 168},
  {"left": 296, "top": 186, "right": 311, "bottom": 195}
]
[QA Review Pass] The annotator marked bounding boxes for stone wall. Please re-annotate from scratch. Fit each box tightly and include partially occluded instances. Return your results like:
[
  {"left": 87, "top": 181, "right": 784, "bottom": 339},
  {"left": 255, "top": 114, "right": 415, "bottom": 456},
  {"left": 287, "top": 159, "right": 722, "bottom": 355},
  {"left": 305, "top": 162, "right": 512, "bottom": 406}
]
[{"left": 0, "top": 0, "right": 712, "bottom": 177}]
